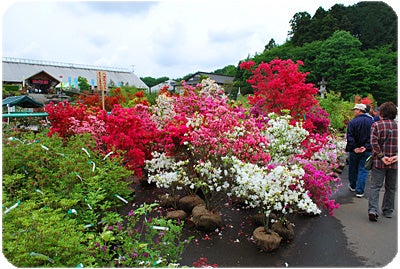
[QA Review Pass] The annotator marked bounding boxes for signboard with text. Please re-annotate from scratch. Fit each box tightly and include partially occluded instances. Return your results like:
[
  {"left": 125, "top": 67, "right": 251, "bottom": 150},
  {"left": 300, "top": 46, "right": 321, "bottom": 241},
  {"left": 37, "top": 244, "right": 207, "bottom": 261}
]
[{"left": 96, "top": 71, "right": 107, "bottom": 91}]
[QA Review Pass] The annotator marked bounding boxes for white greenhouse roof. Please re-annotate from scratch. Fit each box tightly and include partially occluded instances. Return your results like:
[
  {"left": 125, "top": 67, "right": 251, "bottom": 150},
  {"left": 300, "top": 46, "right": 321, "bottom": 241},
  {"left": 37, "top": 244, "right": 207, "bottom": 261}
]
[{"left": 2, "top": 57, "right": 149, "bottom": 90}]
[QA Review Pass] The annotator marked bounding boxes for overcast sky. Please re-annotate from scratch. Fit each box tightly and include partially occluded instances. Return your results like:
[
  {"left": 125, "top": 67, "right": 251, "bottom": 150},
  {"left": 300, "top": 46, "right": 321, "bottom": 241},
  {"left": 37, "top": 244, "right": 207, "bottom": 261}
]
[{"left": 1, "top": 0, "right": 398, "bottom": 79}]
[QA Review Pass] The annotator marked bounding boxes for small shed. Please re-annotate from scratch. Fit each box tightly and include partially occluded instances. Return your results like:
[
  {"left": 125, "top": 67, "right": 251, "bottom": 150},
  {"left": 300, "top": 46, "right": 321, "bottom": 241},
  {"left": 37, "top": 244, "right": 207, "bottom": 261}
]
[{"left": 2, "top": 95, "right": 44, "bottom": 108}]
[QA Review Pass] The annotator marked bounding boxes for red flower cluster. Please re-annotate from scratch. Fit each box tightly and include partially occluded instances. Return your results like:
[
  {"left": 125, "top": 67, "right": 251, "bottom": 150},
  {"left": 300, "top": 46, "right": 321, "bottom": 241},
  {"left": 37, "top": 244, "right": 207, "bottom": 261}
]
[
  {"left": 98, "top": 105, "right": 162, "bottom": 178},
  {"left": 240, "top": 58, "right": 329, "bottom": 134},
  {"left": 193, "top": 257, "right": 218, "bottom": 268}
]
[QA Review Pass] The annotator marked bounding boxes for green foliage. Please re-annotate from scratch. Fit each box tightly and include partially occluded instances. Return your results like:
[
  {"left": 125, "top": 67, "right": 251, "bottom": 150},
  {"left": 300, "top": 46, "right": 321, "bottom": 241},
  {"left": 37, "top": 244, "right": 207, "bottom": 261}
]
[
  {"left": 347, "top": 2, "right": 397, "bottom": 50},
  {"left": 145, "top": 91, "right": 158, "bottom": 105},
  {"left": 313, "top": 31, "right": 363, "bottom": 94},
  {"left": 213, "top": 64, "right": 237, "bottom": 77},
  {"left": 288, "top": 2, "right": 397, "bottom": 50},
  {"left": 88, "top": 203, "right": 192, "bottom": 267},
  {"left": 3, "top": 200, "right": 91, "bottom": 267},
  {"left": 317, "top": 91, "right": 353, "bottom": 130},
  {"left": 140, "top": 76, "right": 170, "bottom": 88},
  {"left": 78, "top": 76, "right": 91, "bottom": 91},
  {"left": 3, "top": 84, "right": 21, "bottom": 97},
  {"left": 2, "top": 130, "right": 191, "bottom": 267}
]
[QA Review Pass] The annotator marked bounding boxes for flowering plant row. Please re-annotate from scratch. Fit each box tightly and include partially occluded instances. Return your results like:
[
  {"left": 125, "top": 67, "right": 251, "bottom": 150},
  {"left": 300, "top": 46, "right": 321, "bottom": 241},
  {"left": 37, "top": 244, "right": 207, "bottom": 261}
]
[{"left": 45, "top": 59, "right": 345, "bottom": 220}]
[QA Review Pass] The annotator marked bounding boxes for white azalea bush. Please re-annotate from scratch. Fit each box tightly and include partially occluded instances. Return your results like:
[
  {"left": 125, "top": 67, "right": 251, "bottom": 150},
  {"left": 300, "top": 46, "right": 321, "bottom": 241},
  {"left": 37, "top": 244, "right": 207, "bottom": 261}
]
[
  {"left": 146, "top": 153, "right": 231, "bottom": 210},
  {"left": 264, "top": 111, "right": 309, "bottom": 163},
  {"left": 145, "top": 151, "right": 191, "bottom": 194},
  {"left": 223, "top": 156, "right": 321, "bottom": 220},
  {"left": 150, "top": 93, "right": 176, "bottom": 130}
]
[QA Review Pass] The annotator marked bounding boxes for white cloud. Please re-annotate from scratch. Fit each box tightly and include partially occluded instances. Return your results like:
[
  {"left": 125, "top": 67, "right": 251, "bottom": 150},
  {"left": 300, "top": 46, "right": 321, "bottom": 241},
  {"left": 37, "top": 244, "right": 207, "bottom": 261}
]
[{"left": 2, "top": 0, "right": 398, "bottom": 78}]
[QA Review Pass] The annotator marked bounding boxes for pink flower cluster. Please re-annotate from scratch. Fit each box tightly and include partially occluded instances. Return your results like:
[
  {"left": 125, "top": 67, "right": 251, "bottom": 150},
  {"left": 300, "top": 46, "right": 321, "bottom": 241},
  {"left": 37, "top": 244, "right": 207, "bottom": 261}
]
[{"left": 163, "top": 79, "right": 270, "bottom": 165}]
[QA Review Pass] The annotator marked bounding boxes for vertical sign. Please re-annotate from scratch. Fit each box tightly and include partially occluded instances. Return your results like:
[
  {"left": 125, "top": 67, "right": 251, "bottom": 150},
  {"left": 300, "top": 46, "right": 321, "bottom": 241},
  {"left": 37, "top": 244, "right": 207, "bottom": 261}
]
[{"left": 96, "top": 71, "right": 107, "bottom": 110}]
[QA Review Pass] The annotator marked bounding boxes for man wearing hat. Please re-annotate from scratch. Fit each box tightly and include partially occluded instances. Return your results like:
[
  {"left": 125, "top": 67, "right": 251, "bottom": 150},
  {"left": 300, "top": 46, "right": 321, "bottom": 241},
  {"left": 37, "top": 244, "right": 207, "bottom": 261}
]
[{"left": 345, "top": 103, "right": 374, "bottom": 197}]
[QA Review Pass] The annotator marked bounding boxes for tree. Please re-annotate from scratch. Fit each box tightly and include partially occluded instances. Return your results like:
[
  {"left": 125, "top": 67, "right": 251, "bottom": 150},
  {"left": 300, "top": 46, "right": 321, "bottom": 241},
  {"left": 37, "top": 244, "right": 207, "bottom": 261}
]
[
  {"left": 287, "top": 2, "right": 397, "bottom": 50},
  {"left": 213, "top": 65, "right": 237, "bottom": 77},
  {"left": 264, "top": 38, "right": 277, "bottom": 51},
  {"left": 140, "top": 76, "right": 169, "bottom": 88},
  {"left": 78, "top": 76, "right": 91, "bottom": 92},
  {"left": 348, "top": 1, "right": 397, "bottom": 50},
  {"left": 288, "top": 12, "right": 312, "bottom": 46},
  {"left": 240, "top": 59, "right": 319, "bottom": 120},
  {"left": 364, "top": 45, "right": 398, "bottom": 104},
  {"left": 314, "top": 30, "right": 363, "bottom": 91}
]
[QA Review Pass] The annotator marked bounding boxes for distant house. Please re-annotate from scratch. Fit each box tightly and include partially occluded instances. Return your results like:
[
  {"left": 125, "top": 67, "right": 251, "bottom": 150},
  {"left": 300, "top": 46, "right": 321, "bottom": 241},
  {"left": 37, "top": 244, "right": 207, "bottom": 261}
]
[
  {"left": 172, "top": 71, "right": 234, "bottom": 93},
  {"left": 2, "top": 57, "right": 149, "bottom": 94},
  {"left": 184, "top": 71, "right": 234, "bottom": 86},
  {"left": 150, "top": 79, "right": 177, "bottom": 93}
]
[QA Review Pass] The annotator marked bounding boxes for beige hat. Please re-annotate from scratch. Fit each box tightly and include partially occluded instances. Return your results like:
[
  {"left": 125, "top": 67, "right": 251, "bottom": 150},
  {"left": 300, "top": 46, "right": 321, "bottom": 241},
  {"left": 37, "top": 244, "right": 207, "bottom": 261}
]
[{"left": 352, "top": 103, "right": 366, "bottom": 112}]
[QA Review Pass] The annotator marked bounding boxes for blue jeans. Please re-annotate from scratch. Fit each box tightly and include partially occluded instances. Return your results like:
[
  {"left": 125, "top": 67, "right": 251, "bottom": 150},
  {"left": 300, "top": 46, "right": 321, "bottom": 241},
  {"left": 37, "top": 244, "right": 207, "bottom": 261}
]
[
  {"left": 348, "top": 151, "right": 371, "bottom": 194},
  {"left": 368, "top": 167, "right": 397, "bottom": 215}
]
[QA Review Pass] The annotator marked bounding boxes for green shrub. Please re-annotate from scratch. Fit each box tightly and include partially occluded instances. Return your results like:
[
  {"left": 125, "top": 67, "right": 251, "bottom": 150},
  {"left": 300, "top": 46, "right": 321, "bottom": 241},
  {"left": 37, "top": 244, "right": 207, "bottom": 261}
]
[
  {"left": 3, "top": 200, "right": 92, "bottom": 267},
  {"left": 318, "top": 91, "right": 354, "bottom": 131},
  {"left": 2, "top": 130, "right": 191, "bottom": 267}
]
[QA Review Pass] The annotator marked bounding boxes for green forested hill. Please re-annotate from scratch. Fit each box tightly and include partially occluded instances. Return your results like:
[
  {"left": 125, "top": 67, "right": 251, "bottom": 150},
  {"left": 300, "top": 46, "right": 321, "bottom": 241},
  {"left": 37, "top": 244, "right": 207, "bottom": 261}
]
[
  {"left": 289, "top": 2, "right": 397, "bottom": 50},
  {"left": 229, "top": 1, "right": 398, "bottom": 105}
]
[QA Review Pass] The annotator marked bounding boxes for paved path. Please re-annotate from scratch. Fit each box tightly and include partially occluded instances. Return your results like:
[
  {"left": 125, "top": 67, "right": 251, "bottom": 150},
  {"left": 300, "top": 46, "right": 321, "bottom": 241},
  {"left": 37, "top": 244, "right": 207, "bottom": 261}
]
[
  {"left": 180, "top": 165, "right": 398, "bottom": 267},
  {"left": 332, "top": 165, "right": 398, "bottom": 267}
]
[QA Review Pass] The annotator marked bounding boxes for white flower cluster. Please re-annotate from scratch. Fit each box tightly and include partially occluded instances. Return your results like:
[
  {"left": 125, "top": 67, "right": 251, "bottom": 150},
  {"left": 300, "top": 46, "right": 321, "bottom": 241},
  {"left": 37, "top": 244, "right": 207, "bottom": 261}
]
[
  {"left": 223, "top": 156, "right": 321, "bottom": 216},
  {"left": 185, "top": 112, "right": 204, "bottom": 129},
  {"left": 145, "top": 152, "right": 190, "bottom": 189},
  {"left": 194, "top": 160, "right": 230, "bottom": 192},
  {"left": 199, "top": 78, "right": 224, "bottom": 95},
  {"left": 264, "top": 113, "right": 309, "bottom": 163},
  {"left": 198, "top": 78, "right": 229, "bottom": 102},
  {"left": 313, "top": 134, "right": 347, "bottom": 162},
  {"left": 150, "top": 94, "right": 176, "bottom": 129},
  {"left": 145, "top": 150, "right": 232, "bottom": 194}
]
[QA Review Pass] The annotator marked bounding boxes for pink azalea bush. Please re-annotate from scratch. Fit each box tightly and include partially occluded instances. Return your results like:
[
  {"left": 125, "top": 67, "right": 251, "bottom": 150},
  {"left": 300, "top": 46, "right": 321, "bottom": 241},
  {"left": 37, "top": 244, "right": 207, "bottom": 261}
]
[
  {"left": 46, "top": 58, "right": 344, "bottom": 219},
  {"left": 147, "top": 79, "right": 271, "bottom": 210}
]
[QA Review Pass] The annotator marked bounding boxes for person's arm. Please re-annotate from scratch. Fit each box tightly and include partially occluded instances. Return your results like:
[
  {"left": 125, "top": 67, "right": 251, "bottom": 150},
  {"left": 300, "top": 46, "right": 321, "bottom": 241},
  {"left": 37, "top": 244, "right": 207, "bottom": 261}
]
[
  {"left": 370, "top": 123, "right": 383, "bottom": 159},
  {"left": 345, "top": 122, "right": 356, "bottom": 152}
]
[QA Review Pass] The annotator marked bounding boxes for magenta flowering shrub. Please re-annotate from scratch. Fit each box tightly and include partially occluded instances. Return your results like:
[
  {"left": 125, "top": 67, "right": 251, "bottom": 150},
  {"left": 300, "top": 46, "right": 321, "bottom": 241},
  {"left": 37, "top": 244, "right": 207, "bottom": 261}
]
[
  {"left": 297, "top": 159, "right": 341, "bottom": 216},
  {"left": 148, "top": 78, "right": 271, "bottom": 210}
]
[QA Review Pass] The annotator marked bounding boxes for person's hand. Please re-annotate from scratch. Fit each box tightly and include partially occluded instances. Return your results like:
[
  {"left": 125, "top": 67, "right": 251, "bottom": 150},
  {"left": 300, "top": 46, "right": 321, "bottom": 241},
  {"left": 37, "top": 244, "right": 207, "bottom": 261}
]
[
  {"left": 389, "top": 156, "right": 398, "bottom": 164},
  {"left": 382, "top": 156, "right": 393, "bottom": 165},
  {"left": 354, "top": 147, "right": 366, "bottom": 153}
]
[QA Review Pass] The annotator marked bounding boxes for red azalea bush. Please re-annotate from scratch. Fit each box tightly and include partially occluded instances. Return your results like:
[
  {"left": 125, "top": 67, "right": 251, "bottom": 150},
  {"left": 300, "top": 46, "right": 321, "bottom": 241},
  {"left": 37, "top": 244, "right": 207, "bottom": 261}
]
[
  {"left": 240, "top": 59, "right": 318, "bottom": 118},
  {"left": 45, "top": 101, "right": 104, "bottom": 140},
  {"left": 46, "top": 101, "right": 162, "bottom": 178},
  {"left": 98, "top": 104, "right": 162, "bottom": 178},
  {"left": 240, "top": 58, "right": 330, "bottom": 134}
]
